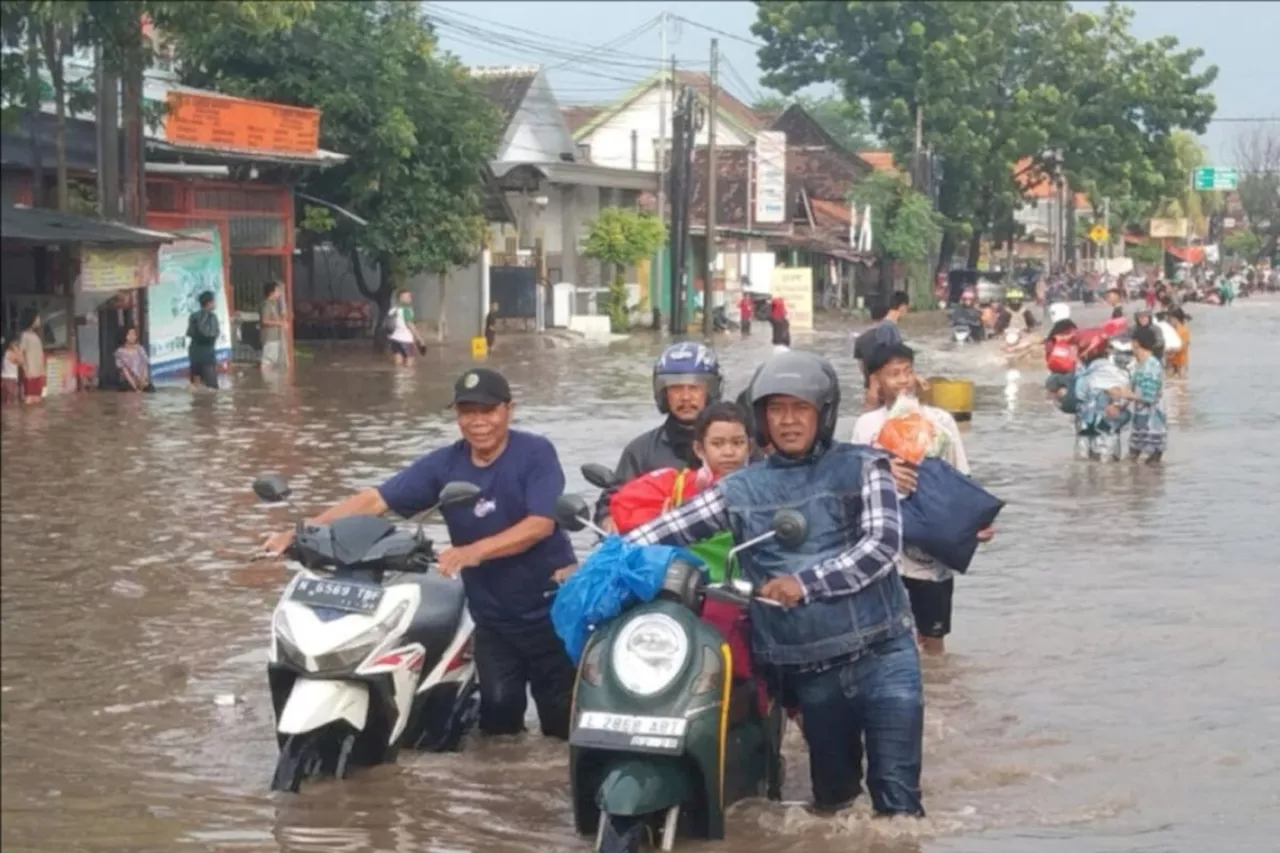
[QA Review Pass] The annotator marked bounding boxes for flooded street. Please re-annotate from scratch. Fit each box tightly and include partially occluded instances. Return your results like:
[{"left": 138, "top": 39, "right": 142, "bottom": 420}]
[{"left": 3, "top": 299, "right": 1278, "bottom": 853}]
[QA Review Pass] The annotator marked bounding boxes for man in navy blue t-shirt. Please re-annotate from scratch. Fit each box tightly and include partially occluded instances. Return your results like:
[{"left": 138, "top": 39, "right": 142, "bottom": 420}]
[{"left": 265, "top": 367, "right": 577, "bottom": 739}]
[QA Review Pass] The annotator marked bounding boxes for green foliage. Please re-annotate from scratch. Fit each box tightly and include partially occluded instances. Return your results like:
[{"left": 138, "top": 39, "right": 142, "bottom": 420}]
[
  {"left": 1150, "top": 131, "right": 1220, "bottom": 235},
  {"left": 848, "top": 171, "right": 942, "bottom": 265},
  {"left": 1222, "top": 230, "right": 1261, "bottom": 261},
  {"left": 1233, "top": 128, "right": 1280, "bottom": 261},
  {"left": 176, "top": 0, "right": 500, "bottom": 304},
  {"left": 754, "top": 92, "right": 874, "bottom": 151},
  {"left": 1126, "top": 241, "right": 1162, "bottom": 266},
  {"left": 753, "top": 0, "right": 1218, "bottom": 267},
  {"left": 582, "top": 206, "right": 665, "bottom": 332}
]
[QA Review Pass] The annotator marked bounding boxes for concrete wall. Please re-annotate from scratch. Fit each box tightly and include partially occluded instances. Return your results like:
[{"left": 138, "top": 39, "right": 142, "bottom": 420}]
[
  {"left": 292, "top": 247, "right": 486, "bottom": 340},
  {"left": 580, "top": 87, "right": 753, "bottom": 172}
]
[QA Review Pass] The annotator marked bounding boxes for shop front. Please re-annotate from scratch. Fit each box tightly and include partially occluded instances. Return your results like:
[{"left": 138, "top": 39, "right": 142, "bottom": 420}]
[{"left": 1, "top": 205, "right": 178, "bottom": 395}]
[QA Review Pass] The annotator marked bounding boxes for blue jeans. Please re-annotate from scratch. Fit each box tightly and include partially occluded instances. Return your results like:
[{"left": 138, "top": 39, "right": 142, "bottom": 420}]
[{"left": 792, "top": 632, "right": 924, "bottom": 816}]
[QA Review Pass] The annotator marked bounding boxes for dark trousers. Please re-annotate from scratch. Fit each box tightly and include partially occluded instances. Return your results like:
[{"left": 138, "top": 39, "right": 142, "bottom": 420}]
[
  {"left": 740, "top": 318, "right": 751, "bottom": 336},
  {"left": 770, "top": 317, "right": 791, "bottom": 346},
  {"left": 473, "top": 618, "right": 575, "bottom": 739},
  {"left": 792, "top": 632, "right": 924, "bottom": 816},
  {"left": 190, "top": 358, "right": 219, "bottom": 389}
]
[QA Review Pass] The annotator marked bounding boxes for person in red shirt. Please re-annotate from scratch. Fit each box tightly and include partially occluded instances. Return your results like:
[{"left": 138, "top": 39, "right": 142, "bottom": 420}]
[
  {"left": 768, "top": 296, "right": 790, "bottom": 346},
  {"left": 738, "top": 293, "right": 754, "bottom": 337}
]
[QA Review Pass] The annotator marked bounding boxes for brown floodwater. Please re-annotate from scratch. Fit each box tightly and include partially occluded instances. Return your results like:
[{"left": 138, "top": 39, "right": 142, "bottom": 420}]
[{"left": 3, "top": 298, "right": 1278, "bottom": 853}]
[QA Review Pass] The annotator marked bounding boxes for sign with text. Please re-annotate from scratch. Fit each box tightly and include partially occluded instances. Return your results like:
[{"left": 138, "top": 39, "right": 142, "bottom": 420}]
[
  {"left": 1191, "top": 166, "right": 1238, "bottom": 192},
  {"left": 770, "top": 267, "right": 813, "bottom": 331},
  {"left": 1148, "top": 217, "right": 1189, "bottom": 240},
  {"left": 79, "top": 247, "right": 158, "bottom": 293},
  {"left": 754, "top": 131, "right": 787, "bottom": 224},
  {"left": 164, "top": 91, "right": 320, "bottom": 156},
  {"left": 149, "top": 229, "right": 232, "bottom": 377}
]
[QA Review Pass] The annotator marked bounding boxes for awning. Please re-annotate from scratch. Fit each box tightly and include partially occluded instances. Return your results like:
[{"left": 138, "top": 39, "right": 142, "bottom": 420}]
[
  {"left": 2, "top": 205, "right": 184, "bottom": 247},
  {"left": 1167, "top": 245, "right": 1206, "bottom": 264}
]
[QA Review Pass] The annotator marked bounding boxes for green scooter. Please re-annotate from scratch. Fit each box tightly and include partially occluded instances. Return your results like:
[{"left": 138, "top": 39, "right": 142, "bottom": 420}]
[{"left": 555, "top": 466, "right": 807, "bottom": 853}]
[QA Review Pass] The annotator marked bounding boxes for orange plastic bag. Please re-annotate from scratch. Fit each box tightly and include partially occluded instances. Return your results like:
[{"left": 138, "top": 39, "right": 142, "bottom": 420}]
[{"left": 876, "top": 412, "right": 937, "bottom": 466}]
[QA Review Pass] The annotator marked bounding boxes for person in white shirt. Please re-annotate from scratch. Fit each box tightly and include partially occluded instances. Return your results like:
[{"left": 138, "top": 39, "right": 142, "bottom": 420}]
[
  {"left": 851, "top": 342, "right": 986, "bottom": 655},
  {"left": 386, "top": 288, "right": 424, "bottom": 366}
]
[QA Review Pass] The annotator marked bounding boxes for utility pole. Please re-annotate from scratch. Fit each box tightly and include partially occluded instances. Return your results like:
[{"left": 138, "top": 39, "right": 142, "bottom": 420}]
[
  {"left": 655, "top": 12, "right": 667, "bottom": 330},
  {"left": 669, "top": 75, "right": 690, "bottom": 335},
  {"left": 703, "top": 38, "right": 718, "bottom": 336},
  {"left": 96, "top": 46, "right": 120, "bottom": 219},
  {"left": 1103, "top": 196, "right": 1111, "bottom": 262}
]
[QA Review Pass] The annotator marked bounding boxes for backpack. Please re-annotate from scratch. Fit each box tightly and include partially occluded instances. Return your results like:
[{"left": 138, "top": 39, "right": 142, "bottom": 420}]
[
  {"left": 382, "top": 307, "right": 401, "bottom": 335},
  {"left": 190, "top": 310, "right": 219, "bottom": 344},
  {"left": 1046, "top": 339, "right": 1078, "bottom": 374}
]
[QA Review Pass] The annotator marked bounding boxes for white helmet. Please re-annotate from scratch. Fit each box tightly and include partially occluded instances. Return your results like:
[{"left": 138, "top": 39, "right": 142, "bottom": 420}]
[
  {"left": 1048, "top": 302, "right": 1071, "bottom": 324},
  {"left": 1004, "top": 330, "right": 1022, "bottom": 346}
]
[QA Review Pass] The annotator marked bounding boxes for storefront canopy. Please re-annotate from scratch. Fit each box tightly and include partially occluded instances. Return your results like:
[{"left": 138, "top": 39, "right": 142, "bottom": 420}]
[{"left": 1, "top": 205, "right": 183, "bottom": 247}]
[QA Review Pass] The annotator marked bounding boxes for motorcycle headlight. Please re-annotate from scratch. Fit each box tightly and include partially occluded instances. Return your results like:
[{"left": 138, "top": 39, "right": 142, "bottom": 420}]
[
  {"left": 292, "top": 600, "right": 410, "bottom": 674},
  {"left": 612, "top": 613, "right": 689, "bottom": 696}
]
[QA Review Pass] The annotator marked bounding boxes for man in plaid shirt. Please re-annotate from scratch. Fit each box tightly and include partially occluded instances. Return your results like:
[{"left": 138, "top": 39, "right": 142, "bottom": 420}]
[{"left": 625, "top": 350, "right": 924, "bottom": 818}]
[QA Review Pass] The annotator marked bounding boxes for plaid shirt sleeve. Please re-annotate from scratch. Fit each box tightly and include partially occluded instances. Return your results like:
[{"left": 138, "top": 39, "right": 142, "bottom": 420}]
[
  {"left": 623, "top": 485, "right": 731, "bottom": 547},
  {"left": 794, "top": 455, "right": 902, "bottom": 602}
]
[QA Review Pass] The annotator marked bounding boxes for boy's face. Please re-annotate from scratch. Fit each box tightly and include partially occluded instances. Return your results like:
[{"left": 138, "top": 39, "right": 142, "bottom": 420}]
[{"left": 695, "top": 420, "right": 750, "bottom": 476}]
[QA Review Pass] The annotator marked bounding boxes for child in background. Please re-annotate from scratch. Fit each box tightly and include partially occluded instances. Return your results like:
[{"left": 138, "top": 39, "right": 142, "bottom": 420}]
[
  {"left": 2, "top": 338, "right": 22, "bottom": 404},
  {"left": 1044, "top": 318, "right": 1079, "bottom": 402},
  {"left": 1112, "top": 325, "right": 1167, "bottom": 464}
]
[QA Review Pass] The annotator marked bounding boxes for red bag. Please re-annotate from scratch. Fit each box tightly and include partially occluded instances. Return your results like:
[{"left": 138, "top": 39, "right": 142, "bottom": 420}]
[
  {"left": 1045, "top": 338, "right": 1078, "bottom": 373},
  {"left": 876, "top": 412, "right": 937, "bottom": 466},
  {"left": 609, "top": 468, "right": 715, "bottom": 534},
  {"left": 1101, "top": 316, "right": 1128, "bottom": 337}
]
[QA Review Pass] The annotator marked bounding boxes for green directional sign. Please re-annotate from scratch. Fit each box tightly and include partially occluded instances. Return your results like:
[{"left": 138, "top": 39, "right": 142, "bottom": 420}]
[{"left": 1191, "top": 166, "right": 1239, "bottom": 191}]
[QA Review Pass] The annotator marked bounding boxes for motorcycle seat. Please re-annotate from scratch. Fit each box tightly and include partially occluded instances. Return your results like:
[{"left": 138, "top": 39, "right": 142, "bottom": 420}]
[{"left": 396, "top": 573, "right": 466, "bottom": 663}]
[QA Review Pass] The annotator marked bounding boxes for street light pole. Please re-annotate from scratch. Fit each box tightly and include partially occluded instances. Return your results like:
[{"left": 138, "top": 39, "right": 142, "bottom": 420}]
[{"left": 703, "top": 38, "right": 718, "bottom": 336}]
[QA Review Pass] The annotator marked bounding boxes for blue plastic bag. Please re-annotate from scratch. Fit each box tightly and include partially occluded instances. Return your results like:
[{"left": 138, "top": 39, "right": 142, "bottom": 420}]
[
  {"left": 900, "top": 457, "right": 1005, "bottom": 573},
  {"left": 551, "top": 536, "right": 704, "bottom": 663}
]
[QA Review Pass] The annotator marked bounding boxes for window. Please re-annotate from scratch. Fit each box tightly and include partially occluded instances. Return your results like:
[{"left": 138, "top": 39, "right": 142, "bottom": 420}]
[{"left": 576, "top": 143, "right": 592, "bottom": 163}]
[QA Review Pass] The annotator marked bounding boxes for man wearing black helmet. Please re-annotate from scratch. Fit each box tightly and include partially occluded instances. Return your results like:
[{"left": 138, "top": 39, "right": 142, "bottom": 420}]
[
  {"left": 624, "top": 349, "right": 924, "bottom": 819},
  {"left": 595, "top": 342, "right": 724, "bottom": 526}
]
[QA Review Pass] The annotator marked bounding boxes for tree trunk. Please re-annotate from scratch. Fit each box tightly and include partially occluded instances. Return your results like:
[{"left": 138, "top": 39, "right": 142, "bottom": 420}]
[
  {"left": 966, "top": 230, "right": 984, "bottom": 268},
  {"left": 25, "top": 35, "right": 44, "bottom": 208},
  {"left": 121, "top": 31, "right": 144, "bottom": 224},
  {"left": 437, "top": 271, "right": 448, "bottom": 343},
  {"left": 38, "top": 23, "right": 69, "bottom": 212},
  {"left": 935, "top": 230, "right": 956, "bottom": 278},
  {"left": 351, "top": 249, "right": 392, "bottom": 351}
]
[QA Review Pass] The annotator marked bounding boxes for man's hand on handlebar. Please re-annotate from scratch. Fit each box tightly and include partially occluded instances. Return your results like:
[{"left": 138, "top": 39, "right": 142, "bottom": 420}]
[
  {"left": 261, "top": 529, "right": 296, "bottom": 558},
  {"left": 759, "top": 576, "right": 805, "bottom": 608}
]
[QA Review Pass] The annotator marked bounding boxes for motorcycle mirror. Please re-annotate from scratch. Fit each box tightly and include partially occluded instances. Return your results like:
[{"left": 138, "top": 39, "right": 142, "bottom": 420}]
[
  {"left": 439, "top": 481, "right": 482, "bottom": 507},
  {"left": 580, "top": 463, "right": 620, "bottom": 491},
  {"left": 771, "top": 509, "right": 808, "bottom": 549},
  {"left": 554, "top": 494, "right": 590, "bottom": 532},
  {"left": 253, "top": 474, "right": 292, "bottom": 503}
]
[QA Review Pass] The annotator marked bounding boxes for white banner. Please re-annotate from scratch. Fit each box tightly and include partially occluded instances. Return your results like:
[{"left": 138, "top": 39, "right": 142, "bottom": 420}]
[{"left": 754, "top": 131, "right": 787, "bottom": 224}]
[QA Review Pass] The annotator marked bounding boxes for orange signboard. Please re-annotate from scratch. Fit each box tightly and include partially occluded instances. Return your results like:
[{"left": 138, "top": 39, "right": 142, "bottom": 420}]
[{"left": 164, "top": 91, "right": 320, "bottom": 156}]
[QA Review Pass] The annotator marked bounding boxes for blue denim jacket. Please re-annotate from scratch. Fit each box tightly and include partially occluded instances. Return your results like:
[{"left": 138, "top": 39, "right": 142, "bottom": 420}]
[{"left": 717, "top": 444, "right": 914, "bottom": 669}]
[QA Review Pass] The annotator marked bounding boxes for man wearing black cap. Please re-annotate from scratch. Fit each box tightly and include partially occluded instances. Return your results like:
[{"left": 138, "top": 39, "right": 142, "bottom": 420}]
[{"left": 264, "top": 367, "right": 578, "bottom": 739}]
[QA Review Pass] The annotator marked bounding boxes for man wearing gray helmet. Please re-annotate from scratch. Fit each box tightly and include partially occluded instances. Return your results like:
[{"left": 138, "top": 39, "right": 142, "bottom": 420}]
[{"left": 623, "top": 349, "right": 924, "bottom": 819}]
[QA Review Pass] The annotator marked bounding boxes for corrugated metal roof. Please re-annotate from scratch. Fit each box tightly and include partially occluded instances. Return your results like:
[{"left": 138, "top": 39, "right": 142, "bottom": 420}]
[{"left": 2, "top": 205, "right": 184, "bottom": 246}]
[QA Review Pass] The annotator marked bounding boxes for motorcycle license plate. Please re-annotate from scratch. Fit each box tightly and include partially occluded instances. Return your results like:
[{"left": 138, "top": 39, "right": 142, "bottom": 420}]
[
  {"left": 573, "top": 712, "right": 688, "bottom": 752},
  {"left": 290, "top": 578, "right": 384, "bottom": 614}
]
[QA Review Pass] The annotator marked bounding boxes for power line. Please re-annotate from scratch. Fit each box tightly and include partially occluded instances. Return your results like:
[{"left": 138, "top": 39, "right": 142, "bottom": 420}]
[
  {"left": 668, "top": 14, "right": 765, "bottom": 50},
  {"left": 546, "top": 17, "right": 660, "bottom": 71}
]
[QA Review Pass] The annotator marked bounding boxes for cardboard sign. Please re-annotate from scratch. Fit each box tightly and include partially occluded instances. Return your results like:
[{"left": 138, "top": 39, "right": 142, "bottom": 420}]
[{"left": 164, "top": 91, "right": 320, "bottom": 156}]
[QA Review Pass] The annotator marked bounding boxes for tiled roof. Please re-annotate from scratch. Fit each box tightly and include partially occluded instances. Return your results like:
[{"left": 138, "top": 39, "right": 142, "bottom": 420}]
[
  {"left": 561, "top": 105, "right": 604, "bottom": 134},
  {"left": 788, "top": 147, "right": 870, "bottom": 202},
  {"left": 471, "top": 67, "right": 537, "bottom": 134},
  {"left": 858, "top": 150, "right": 898, "bottom": 174},
  {"left": 674, "top": 70, "right": 765, "bottom": 134},
  {"left": 688, "top": 148, "right": 791, "bottom": 231}
]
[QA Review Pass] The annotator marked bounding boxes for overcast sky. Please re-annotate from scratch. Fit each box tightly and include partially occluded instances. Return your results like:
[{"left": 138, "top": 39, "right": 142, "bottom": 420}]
[{"left": 428, "top": 0, "right": 1279, "bottom": 166}]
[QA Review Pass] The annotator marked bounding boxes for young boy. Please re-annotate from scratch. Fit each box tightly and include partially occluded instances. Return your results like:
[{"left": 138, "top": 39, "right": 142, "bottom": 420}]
[
  {"left": 851, "top": 343, "right": 986, "bottom": 655},
  {"left": 1112, "top": 325, "right": 1167, "bottom": 464}
]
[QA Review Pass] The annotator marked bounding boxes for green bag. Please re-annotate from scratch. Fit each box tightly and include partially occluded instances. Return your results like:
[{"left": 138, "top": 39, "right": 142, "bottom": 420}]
[{"left": 688, "top": 530, "right": 734, "bottom": 583}]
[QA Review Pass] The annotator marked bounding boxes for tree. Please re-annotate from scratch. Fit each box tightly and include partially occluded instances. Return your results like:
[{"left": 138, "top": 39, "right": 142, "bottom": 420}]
[
  {"left": 176, "top": 0, "right": 500, "bottom": 339},
  {"left": 1126, "top": 240, "right": 1162, "bottom": 266},
  {"left": 754, "top": 92, "right": 874, "bottom": 152},
  {"left": 848, "top": 170, "right": 942, "bottom": 302},
  {"left": 582, "top": 207, "right": 665, "bottom": 333},
  {"left": 1222, "top": 230, "right": 1261, "bottom": 261},
  {"left": 1233, "top": 127, "right": 1280, "bottom": 262},
  {"left": 1149, "top": 131, "right": 1220, "bottom": 237},
  {"left": 753, "top": 1, "right": 1217, "bottom": 273}
]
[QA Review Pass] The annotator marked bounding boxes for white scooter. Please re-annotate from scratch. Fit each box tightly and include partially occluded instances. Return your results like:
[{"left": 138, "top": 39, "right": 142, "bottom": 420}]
[{"left": 253, "top": 474, "right": 483, "bottom": 793}]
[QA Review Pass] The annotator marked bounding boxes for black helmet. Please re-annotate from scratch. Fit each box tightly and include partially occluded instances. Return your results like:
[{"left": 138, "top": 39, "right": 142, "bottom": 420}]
[{"left": 747, "top": 350, "right": 841, "bottom": 453}]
